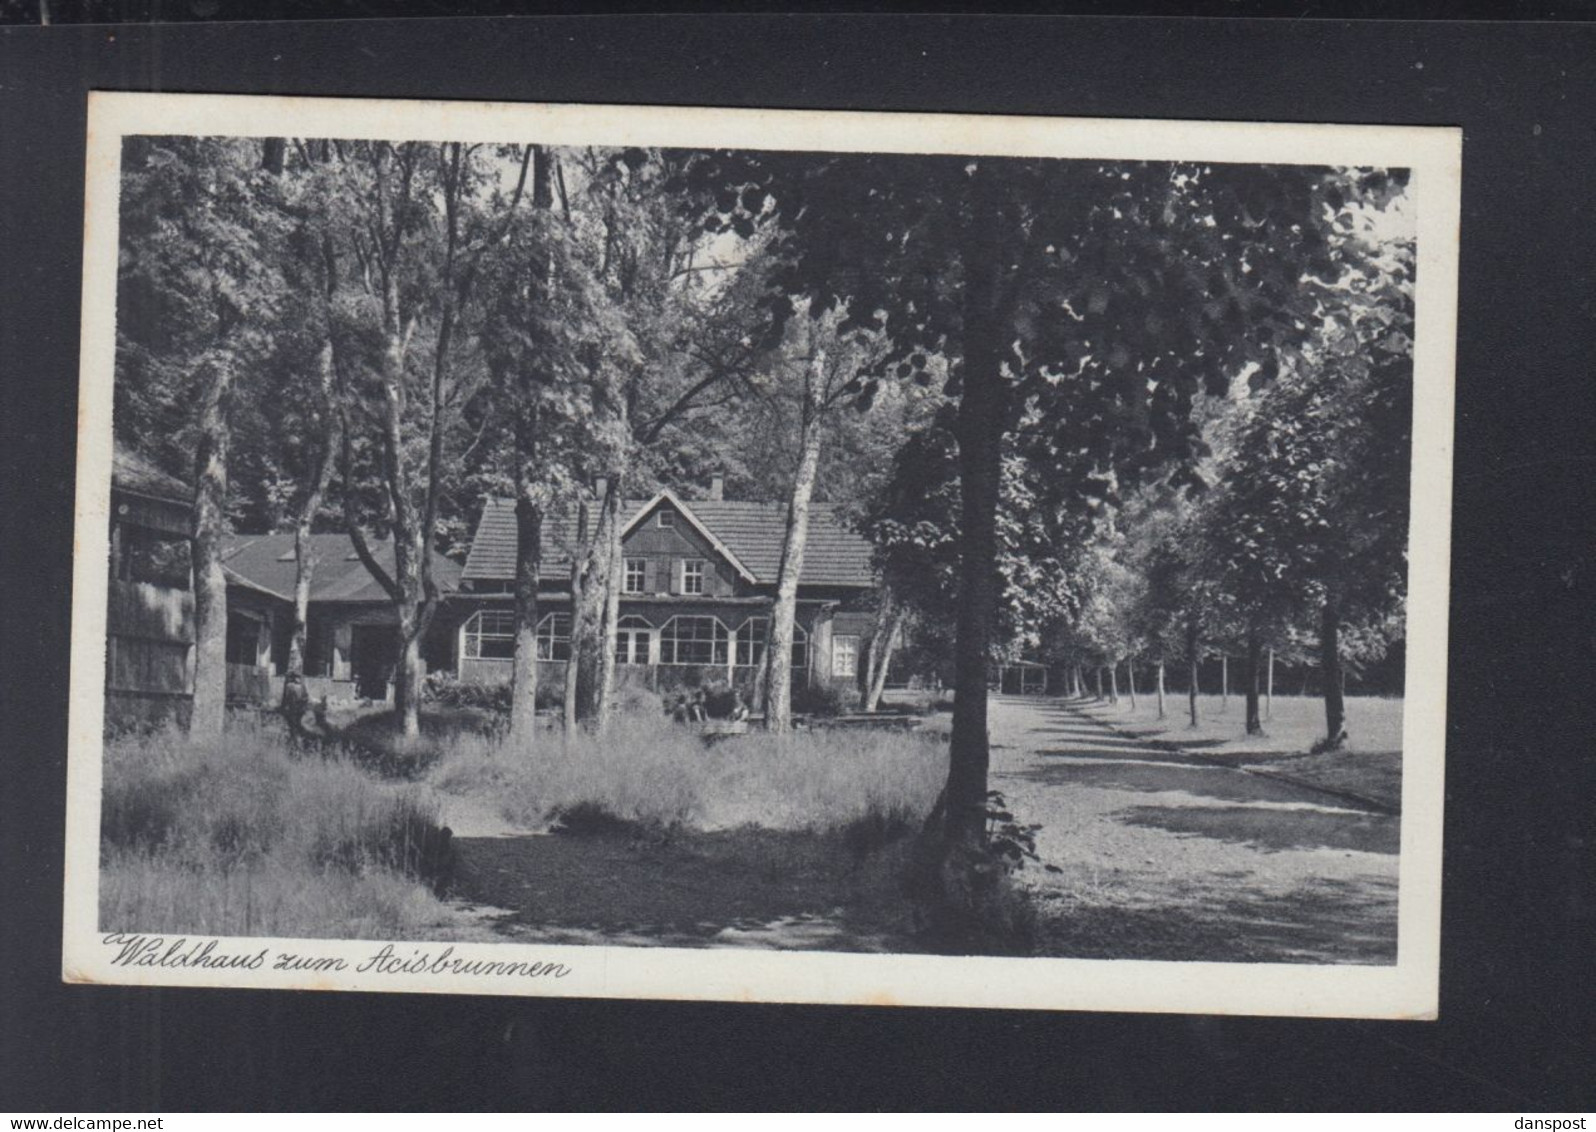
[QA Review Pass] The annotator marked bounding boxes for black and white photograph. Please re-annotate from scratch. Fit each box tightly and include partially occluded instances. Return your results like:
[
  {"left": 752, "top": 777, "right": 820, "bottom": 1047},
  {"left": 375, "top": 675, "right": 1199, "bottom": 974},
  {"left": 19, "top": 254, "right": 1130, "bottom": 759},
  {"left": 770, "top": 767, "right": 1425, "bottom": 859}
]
[{"left": 63, "top": 93, "right": 1458, "bottom": 1016}]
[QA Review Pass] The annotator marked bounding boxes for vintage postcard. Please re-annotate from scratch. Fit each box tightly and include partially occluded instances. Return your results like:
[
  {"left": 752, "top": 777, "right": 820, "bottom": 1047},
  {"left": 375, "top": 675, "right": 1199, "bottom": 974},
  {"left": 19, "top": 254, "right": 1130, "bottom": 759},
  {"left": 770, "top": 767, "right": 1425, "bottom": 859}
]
[{"left": 64, "top": 92, "right": 1459, "bottom": 1016}]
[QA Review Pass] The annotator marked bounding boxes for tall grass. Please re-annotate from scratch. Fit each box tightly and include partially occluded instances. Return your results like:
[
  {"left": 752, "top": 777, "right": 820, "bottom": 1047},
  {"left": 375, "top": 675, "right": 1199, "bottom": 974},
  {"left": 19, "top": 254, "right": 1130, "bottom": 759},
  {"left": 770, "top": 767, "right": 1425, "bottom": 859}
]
[
  {"left": 101, "top": 715, "right": 454, "bottom": 939},
  {"left": 431, "top": 717, "right": 948, "bottom": 835}
]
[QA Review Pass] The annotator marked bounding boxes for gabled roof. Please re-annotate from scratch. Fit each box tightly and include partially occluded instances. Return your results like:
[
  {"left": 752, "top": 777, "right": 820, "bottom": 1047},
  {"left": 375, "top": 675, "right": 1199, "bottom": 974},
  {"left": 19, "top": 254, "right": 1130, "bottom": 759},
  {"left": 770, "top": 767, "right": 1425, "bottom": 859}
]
[
  {"left": 112, "top": 442, "right": 191, "bottom": 506},
  {"left": 221, "top": 532, "right": 463, "bottom": 605},
  {"left": 623, "top": 489, "right": 757, "bottom": 583},
  {"left": 461, "top": 494, "right": 876, "bottom": 589}
]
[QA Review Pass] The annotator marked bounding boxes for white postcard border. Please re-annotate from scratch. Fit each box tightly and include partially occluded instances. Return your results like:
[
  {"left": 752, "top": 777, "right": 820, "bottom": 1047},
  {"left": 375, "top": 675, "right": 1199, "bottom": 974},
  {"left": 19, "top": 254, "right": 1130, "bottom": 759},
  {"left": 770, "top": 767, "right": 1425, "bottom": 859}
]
[{"left": 65, "top": 92, "right": 1461, "bottom": 1018}]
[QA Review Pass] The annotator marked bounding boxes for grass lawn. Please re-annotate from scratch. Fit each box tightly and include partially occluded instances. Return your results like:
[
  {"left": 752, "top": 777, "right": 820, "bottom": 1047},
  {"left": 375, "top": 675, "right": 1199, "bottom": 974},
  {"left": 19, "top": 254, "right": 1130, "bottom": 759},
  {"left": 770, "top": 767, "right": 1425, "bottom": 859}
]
[
  {"left": 426, "top": 716, "right": 955, "bottom": 951},
  {"left": 1074, "top": 691, "right": 1405, "bottom": 811},
  {"left": 100, "top": 714, "right": 462, "bottom": 940}
]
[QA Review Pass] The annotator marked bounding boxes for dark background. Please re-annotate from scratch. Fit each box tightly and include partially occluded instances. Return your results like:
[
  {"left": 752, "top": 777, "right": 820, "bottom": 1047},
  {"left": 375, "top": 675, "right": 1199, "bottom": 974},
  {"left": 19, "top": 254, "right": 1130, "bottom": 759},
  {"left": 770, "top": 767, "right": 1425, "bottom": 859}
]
[{"left": 2, "top": 9, "right": 1592, "bottom": 1113}]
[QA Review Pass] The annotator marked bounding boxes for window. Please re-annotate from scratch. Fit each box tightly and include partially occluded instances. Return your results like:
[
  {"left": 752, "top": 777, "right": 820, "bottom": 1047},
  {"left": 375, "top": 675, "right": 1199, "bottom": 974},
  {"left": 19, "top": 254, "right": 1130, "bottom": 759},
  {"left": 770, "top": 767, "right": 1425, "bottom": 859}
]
[
  {"left": 114, "top": 524, "right": 191, "bottom": 589},
  {"left": 832, "top": 635, "right": 859, "bottom": 678},
  {"left": 615, "top": 615, "right": 652, "bottom": 665},
  {"left": 735, "top": 618, "right": 768, "bottom": 667},
  {"left": 657, "top": 509, "right": 675, "bottom": 528},
  {"left": 463, "top": 609, "right": 516, "bottom": 660},
  {"left": 226, "top": 612, "right": 264, "bottom": 667},
  {"left": 623, "top": 558, "right": 647, "bottom": 595},
  {"left": 660, "top": 616, "right": 728, "bottom": 666},
  {"left": 536, "top": 612, "right": 572, "bottom": 661},
  {"left": 681, "top": 559, "right": 706, "bottom": 595},
  {"left": 791, "top": 624, "right": 809, "bottom": 673}
]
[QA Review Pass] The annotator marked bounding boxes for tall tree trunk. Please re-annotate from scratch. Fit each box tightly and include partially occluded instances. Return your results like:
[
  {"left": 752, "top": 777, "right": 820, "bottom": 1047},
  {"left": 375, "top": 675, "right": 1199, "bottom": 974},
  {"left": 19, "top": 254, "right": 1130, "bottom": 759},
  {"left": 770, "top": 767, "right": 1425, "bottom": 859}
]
[
  {"left": 863, "top": 589, "right": 907, "bottom": 714},
  {"left": 762, "top": 353, "right": 826, "bottom": 733},
  {"left": 567, "top": 495, "right": 614, "bottom": 729},
  {"left": 510, "top": 145, "right": 556, "bottom": 747},
  {"left": 1126, "top": 656, "right": 1137, "bottom": 711},
  {"left": 509, "top": 403, "right": 543, "bottom": 746},
  {"left": 381, "top": 303, "right": 425, "bottom": 741},
  {"left": 189, "top": 353, "right": 235, "bottom": 740},
  {"left": 1156, "top": 659, "right": 1166, "bottom": 720},
  {"left": 1244, "top": 629, "right": 1263, "bottom": 735},
  {"left": 395, "top": 620, "right": 424, "bottom": 737},
  {"left": 1220, "top": 654, "right": 1229, "bottom": 712},
  {"left": 1186, "top": 618, "right": 1199, "bottom": 728},
  {"left": 1108, "top": 661, "right": 1119, "bottom": 704},
  {"left": 1321, "top": 595, "right": 1346, "bottom": 747},
  {"left": 945, "top": 360, "right": 1006, "bottom": 841},
  {"left": 509, "top": 490, "right": 542, "bottom": 746},
  {"left": 595, "top": 473, "right": 624, "bottom": 730},
  {"left": 364, "top": 146, "right": 429, "bottom": 741},
  {"left": 563, "top": 505, "right": 584, "bottom": 734},
  {"left": 1094, "top": 666, "right": 1104, "bottom": 700},
  {"left": 285, "top": 339, "right": 339, "bottom": 683},
  {"left": 1266, "top": 647, "right": 1274, "bottom": 721}
]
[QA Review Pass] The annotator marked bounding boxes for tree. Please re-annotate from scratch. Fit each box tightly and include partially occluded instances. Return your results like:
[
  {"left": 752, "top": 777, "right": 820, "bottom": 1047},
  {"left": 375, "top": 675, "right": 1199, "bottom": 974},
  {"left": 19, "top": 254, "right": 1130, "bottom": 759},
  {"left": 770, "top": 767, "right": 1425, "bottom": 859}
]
[
  {"left": 757, "top": 306, "right": 892, "bottom": 731},
  {"left": 1120, "top": 481, "right": 1204, "bottom": 720},
  {"left": 471, "top": 143, "right": 588, "bottom": 745},
  {"left": 546, "top": 147, "right": 774, "bottom": 730},
  {"left": 116, "top": 136, "right": 285, "bottom": 739},
  {"left": 690, "top": 152, "right": 1345, "bottom": 863},
  {"left": 336, "top": 141, "right": 533, "bottom": 739},
  {"left": 1196, "top": 171, "right": 1414, "bottom": 745}
]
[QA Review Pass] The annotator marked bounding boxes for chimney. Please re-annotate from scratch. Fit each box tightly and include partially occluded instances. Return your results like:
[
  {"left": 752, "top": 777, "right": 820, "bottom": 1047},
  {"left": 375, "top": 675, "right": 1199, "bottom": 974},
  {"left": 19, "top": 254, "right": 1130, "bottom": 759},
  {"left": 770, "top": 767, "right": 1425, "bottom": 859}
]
[
  {"left": 708, "top": 473, "right": 724, "bottom": 501},
  {"left": 594, "top": 476, "right": 609, "bottom": 501}
]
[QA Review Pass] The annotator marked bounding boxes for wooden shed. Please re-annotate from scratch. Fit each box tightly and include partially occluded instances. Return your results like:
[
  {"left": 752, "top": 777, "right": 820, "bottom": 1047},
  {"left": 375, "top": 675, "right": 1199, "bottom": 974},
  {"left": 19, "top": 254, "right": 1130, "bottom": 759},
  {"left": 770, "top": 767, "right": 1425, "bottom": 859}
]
[{"left": 106, "top": 444, "right": 194, "bottom": 730}]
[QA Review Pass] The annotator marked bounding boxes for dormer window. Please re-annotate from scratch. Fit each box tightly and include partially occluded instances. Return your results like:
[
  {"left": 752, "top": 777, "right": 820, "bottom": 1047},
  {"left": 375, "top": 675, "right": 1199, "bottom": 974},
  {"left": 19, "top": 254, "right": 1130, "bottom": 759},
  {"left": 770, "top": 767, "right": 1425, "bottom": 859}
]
[{"left": 657, "top": 509, "right": 675, "bottom": 528}]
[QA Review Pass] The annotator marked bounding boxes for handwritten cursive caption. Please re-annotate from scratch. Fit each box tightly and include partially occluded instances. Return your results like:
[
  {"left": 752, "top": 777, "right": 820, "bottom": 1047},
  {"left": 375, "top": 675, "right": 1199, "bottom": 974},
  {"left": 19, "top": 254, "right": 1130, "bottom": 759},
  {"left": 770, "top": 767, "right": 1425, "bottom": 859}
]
[{"left": 101, "top": 934, "right": 573, "bottom": 980}]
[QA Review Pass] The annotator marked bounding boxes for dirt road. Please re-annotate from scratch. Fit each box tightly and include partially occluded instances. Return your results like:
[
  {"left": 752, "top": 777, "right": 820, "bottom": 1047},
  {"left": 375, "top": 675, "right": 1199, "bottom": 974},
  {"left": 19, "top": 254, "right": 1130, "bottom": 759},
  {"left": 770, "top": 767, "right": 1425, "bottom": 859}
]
[{"left": 989, "top": 695, "right": 1399, "bottom": 964}]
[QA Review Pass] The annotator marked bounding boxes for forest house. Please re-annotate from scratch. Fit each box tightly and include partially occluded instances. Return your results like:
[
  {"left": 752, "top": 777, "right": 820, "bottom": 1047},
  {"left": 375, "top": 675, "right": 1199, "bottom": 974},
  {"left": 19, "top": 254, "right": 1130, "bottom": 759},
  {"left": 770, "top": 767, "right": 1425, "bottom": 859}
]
[{"left": 453, "top": 480, "right": 880, "bottom": 701}]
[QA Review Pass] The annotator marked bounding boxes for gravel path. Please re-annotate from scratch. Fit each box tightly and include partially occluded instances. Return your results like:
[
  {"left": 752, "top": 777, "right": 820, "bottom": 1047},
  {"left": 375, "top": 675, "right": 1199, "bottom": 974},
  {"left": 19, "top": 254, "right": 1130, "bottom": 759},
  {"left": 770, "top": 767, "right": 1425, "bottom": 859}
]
[{"left": 988, "top": 695, "right": 1399, "bottom": 964}]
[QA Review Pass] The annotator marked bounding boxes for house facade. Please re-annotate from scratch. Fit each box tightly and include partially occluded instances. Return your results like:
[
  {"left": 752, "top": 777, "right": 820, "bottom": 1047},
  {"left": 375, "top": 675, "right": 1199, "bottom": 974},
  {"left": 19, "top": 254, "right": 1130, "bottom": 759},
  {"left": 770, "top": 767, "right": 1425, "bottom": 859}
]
[
  {"left": 220, "top": 533, "right": 463, "bottom": 705},
  {"left": 452, "top": 481, "right": 880, "bottom": 701}
]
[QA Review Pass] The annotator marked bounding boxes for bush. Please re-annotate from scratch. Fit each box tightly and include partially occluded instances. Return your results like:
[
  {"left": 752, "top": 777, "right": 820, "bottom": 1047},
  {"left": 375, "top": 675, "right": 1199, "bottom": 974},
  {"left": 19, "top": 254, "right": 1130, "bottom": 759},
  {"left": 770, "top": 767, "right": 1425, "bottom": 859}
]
[
  {"left": 536, "top": 681, "right": 566, "bottom": 712},
  {"left": 100, "top": 719, "right": 456, "bottom": 938},
  {"left": 422, "top": 672, "right": 565, "bottom": 715},
  {"left": 424, "top": 672, "right": 510, "bottom": 712},
  {"left": 792, "top": 683, "right": 860, "bottom": 718},
  {"left": 614, "top": 684, "right": 664, "bottom": 719}
]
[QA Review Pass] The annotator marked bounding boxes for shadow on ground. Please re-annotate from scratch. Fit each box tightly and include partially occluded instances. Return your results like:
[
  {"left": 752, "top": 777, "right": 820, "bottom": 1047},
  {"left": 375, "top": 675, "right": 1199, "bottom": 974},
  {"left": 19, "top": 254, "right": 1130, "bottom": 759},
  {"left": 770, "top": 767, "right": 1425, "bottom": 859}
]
[
  {"left": 1012, "top": 757, "right": 1358, "bottom": 809},
  {"left": 1031, "top": 873, "right": 1399, "bottom": 964},
  {"left": 1119, "top": 803, "right": 1400, "bottom": 855},
  {"left": 448, "top": 826, "right": 919, "bottom": 952}
]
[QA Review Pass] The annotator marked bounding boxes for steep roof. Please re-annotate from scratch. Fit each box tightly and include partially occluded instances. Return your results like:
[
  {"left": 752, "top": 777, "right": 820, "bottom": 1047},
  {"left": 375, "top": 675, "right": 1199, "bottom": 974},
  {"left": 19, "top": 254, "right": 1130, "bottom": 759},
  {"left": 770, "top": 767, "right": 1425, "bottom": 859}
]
[
  {"left": 461, "top": 495, "right": 875, "bottom": 588},
  {"left": 112, "top": 443, "right": 191, "bottom": 505},
  {"left": 222, "top": 532, "right": 463, "bottom": 605}
]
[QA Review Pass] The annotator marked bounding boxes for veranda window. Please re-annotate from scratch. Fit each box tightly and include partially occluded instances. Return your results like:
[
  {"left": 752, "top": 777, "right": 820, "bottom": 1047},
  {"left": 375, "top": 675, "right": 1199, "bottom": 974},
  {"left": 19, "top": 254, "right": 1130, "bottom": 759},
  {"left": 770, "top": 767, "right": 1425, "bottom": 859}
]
[
  {"left": 659, "top": 615, "right": 728, "bottom": 666},
  {"left": 734, "top": 617, "right": 767, "bottom": 667},
  {"left": 615, "top": 615, "right": 652, "bottom": 665},
  {"left": 791, "top": 624, "right": 809, "bottom": 672},
  {"left": 536, "top": 612, "right": 572, "bottom": 661},
  {"left": 463, "top": 609, "right": 516, "bottom": 660}
]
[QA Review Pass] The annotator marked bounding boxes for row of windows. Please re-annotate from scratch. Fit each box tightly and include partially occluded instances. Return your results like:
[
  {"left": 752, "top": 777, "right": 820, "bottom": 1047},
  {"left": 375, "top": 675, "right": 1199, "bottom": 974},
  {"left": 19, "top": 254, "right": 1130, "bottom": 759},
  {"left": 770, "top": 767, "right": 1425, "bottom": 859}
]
[
  {"left": 621, "top": 557, "right": 706, "bottom": 596},
  {"left": 462, "top": 610, "right": 835, "bottom": 670}
]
